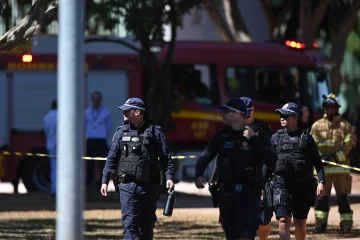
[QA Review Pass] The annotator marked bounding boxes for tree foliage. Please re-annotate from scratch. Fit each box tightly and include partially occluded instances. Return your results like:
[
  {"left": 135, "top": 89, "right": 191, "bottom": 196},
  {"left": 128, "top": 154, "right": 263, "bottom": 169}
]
[
  {"left": 0, "top": 0, "right": 201, "bottom": 131},
  {"left": 205, "top": 0, "right": 360, "bottom": 94}
]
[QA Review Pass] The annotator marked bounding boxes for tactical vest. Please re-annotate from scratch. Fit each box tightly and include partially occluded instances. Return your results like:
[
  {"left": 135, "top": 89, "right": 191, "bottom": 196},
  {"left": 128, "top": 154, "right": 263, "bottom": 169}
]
[
  {"left": 216, "top": 129, "right": 260, "bottom": 185},
  {"left": 274, "top": 129, "right": 310, "bottom": 177},
  {"left": 117, "top": 124, "right": 157, "bottom": 183}
]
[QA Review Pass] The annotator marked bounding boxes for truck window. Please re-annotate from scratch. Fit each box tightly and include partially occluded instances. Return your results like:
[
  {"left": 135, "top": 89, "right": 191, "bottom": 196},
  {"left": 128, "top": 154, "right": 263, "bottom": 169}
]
[
  {"left": 225, "top": 66, "right": 299, "bottom": 105},
  {"left": 172, "top": 64, "right": 217, "bottom": 105}
]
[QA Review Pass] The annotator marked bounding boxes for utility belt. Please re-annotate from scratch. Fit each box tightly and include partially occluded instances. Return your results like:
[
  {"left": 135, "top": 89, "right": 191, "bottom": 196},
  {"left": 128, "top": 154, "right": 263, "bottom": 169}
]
[{"left": 218, "top": 182, "right": 252, "bottom": 193}]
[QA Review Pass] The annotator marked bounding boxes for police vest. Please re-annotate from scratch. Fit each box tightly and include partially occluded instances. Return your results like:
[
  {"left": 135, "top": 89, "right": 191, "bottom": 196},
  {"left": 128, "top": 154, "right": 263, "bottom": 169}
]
[
  {"left": 274, "top": 129, "right": 310, "bottom": 177},
  {"left": 117, "top": 124, "right": 158, "bottom": 183},
  {"left": 216, "top": 129, "right": 261, "bottom": 184}
]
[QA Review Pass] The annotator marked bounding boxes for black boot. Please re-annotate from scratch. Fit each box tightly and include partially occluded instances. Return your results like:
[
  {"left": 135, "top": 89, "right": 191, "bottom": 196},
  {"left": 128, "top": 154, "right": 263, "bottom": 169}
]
[
  {"left": 314, "top": 219, "right": 327, "bottom": 233},
  {"left": 340, "top": 220, "right": 353, "bottom": 233}
]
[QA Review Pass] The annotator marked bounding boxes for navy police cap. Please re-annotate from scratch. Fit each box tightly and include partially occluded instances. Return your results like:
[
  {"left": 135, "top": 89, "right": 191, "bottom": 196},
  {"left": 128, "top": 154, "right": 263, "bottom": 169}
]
[
  {"left": 217, "top": 97, "right": 249, "bottom": 116},
  {"left": 275, "top": 102, "right": 302, "bottom": 116},
  {"left": 118, "top": 98, "right": 146, "bottom": 111}
]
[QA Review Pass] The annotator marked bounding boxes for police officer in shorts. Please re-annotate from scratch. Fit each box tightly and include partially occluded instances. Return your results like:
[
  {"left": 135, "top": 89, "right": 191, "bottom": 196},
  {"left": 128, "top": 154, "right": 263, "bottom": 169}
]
[
  {"left": 100, "top": 98, "right": 175, "bottom": 240},
  {"left": 195, "top": 97, "right": 277, "bottom": 240},
  {"left": 269, "top": 102, "right": 325, "bottom": 240}
]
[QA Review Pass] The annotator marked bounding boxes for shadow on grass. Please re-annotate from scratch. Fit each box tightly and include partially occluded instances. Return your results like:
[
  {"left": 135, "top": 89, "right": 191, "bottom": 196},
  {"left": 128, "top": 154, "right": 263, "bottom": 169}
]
[
  {"left": 0, "top": 218, "right": 225, "bottom": 240},
  {"left": 0, "top": 191, "right": 214, "bottom": 212}
]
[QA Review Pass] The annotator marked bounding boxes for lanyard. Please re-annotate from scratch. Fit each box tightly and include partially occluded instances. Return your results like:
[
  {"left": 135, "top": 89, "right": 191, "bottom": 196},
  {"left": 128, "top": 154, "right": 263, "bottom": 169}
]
[{"left": 90, "top": 107, "right": 103, "bottom": 124}]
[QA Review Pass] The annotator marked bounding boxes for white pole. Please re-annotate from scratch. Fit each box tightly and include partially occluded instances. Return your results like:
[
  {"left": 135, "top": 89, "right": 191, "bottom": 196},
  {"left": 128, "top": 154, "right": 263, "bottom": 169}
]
[{"left": 56, "top": 0, "right": 85, "bottom": 239}]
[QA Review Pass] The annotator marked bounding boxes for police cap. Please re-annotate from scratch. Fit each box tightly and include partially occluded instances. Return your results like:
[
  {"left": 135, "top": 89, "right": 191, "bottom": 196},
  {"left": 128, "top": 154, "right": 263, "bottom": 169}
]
[
  {"left": 275, "top": 102, "right": 302, "bottom": 116},
  {"left": 118, "top": 98, "right": 146, "bottom": 111},
  {"left": 239, "top": 97, "right": 254, "bottom": 115},
  {"left": 218, "top": 98, "right": 249, "bottom": 117}
]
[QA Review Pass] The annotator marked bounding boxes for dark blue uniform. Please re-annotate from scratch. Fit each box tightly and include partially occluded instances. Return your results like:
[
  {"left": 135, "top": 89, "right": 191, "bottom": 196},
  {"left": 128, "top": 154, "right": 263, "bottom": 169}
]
[
  {"left": 270, "top": 129, "right": 325, "bottom": 220},
  {"left": 195, "top": 125, "right": 277, "bottom": 240},
  {"left": 102, "top": 122, "right": 175, "bottom": 240},
  {"left": 248, "top": 119, "right": 276, "bottom": 226}
]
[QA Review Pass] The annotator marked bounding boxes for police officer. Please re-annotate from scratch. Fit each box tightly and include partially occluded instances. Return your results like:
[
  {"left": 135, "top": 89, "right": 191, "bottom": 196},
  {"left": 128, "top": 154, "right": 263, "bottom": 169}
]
[
  {"left": 194, "top": 97, "right": 277, "bottom": 240},
  {"left": 239, "top": 97, "right": 275, "bottom": 240},
  {"left": 100, "top": 98, "right": 175, "bottom": 240},
  {"left": 311, "top": 93, "right": 357, "bottom": 233},
  {"left": 270, "top": 102, "right": 325, "bottom": 240}
]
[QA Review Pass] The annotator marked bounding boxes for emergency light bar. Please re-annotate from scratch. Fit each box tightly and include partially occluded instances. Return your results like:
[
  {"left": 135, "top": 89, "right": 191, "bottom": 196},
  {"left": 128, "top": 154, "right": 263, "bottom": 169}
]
[
  {"left": 285, "top": 40, "right": 319, "bottom": 49},
  {"left": 22, "top": 54, "right": 33, "bottom": 63}
]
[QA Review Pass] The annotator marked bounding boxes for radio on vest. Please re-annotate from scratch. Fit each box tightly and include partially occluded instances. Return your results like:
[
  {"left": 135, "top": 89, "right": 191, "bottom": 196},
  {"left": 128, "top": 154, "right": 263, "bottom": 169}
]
[{"left": 163, "top": 190, "right": 176, "bottom": 217}]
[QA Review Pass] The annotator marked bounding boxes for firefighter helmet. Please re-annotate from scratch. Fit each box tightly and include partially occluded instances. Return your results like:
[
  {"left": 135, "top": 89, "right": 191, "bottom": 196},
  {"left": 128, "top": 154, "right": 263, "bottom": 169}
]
[{"left": 322, "top": 93, "right": 341, "bottom": 107}]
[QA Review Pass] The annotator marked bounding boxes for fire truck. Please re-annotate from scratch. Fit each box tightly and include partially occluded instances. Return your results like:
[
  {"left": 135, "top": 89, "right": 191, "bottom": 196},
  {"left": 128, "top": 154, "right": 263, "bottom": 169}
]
[{"left": 0, "top": 36, "right": 332, "bottom": 192}]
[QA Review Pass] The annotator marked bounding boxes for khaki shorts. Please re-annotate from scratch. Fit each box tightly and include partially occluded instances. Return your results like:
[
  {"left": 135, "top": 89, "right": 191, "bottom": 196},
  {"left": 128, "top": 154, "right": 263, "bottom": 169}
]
[{"left": 324, "top": 174, "right": 352, "bottom": 196}]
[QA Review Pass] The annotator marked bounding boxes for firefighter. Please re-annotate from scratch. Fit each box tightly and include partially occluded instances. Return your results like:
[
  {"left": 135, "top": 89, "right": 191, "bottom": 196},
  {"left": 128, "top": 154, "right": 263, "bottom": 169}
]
[{"left": 311, "top": 93, "right": 357, "bottom": 233}]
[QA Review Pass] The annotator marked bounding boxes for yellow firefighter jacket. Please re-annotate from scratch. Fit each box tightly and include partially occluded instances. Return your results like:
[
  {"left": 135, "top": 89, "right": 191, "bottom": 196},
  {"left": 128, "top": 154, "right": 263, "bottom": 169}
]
[{"left": 310, "top": 114, "right": 357, "bottom": 175}]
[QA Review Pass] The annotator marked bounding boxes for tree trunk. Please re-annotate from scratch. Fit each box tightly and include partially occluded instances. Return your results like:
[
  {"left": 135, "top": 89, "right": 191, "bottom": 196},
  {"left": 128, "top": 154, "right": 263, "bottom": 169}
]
[
  {"left": 299, "top": 0, "right": 312, "bottom": 42},
  {"left": 204, "top": 0, "right": 235, "bottom": 41},
  {"left": 330, "top": 0, "right": 360, "bottom": 94},
  {"left": 308, "top": 0, "right": 328, "bottom": 40},
  {"left": 222, "top": 0, "right": 251, "bottom": 42},
  {"left": 260, "top": 0, "right": 275, "bottom": 40},
  {"left": 157, "top": 0, "right": 177, "bottom": 132},
  {"left": 2, "top": 0, "right": 11, "bottom": 31}
]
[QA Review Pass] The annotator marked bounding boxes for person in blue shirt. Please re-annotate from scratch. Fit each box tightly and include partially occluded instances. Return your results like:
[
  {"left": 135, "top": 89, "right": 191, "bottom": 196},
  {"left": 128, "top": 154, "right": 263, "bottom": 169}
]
[
  {"left": 43, "top": 99, "right": 58, "bottom": 196},
  {"left": 85, "top": 91, "right": 112, "bottom": 189},
  {"left": 100, "top": 98, "right": 175, "bottom": 240}
]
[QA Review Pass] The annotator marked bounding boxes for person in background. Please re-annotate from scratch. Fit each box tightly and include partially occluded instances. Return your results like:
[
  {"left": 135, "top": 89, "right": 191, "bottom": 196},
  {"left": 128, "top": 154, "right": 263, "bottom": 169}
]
[
  {"left": 298, "top": 104, "right": 314, "bottom": 131},
  {"left": 311, "top": 94, "right": 357, "bottom": 233},
  {"left": 85, "top": 91, "right": 112, "bottom": 191},
  {"left": 43, "top": 99, "right": 58, "bottom": 197}
]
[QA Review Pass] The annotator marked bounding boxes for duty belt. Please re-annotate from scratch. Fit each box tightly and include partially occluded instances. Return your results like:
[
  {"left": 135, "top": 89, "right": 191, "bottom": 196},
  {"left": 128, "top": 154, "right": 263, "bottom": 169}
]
[
  {"left": 118, "top": 174, "right": 136, "bottom": 184},
  {"left": 219, "top": 182, "right": 250, "bottom": 192}
]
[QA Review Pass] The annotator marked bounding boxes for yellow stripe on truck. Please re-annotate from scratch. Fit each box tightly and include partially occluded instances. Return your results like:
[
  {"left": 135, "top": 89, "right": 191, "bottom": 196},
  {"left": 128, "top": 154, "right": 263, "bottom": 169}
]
[{"left": 171, "top": 110, "right": 279, "bottom": 122}]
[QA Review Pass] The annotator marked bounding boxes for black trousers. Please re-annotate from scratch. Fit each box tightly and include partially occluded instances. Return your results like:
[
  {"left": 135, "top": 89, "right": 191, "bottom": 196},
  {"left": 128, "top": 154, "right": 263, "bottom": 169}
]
[{"left": 86, "top": 138, "right": 108, "bottom": 185}]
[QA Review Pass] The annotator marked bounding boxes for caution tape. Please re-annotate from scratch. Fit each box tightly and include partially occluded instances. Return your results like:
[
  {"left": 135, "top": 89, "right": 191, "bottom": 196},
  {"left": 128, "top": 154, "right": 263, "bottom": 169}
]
[
  {"left": 1, "top": 150, "right": 360, "bottom": 172},
  {"left": 0, "top": 151, "right": 197, "bottom": 161},
  {"left": 321, "top": 159, "right": 360, "bottom": 172}
]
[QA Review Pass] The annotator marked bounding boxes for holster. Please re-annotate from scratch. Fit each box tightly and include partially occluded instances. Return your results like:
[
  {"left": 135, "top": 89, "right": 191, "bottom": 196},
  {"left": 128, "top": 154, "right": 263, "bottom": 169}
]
[
  {"left": 111, "top": 171, "right": 120, "bottom": 195},
  {"left": 265, "top": 180, "right": 274, "bottom": 207},
  {"left": 209, "top": 182, "right": 219, "bottom": 208}
]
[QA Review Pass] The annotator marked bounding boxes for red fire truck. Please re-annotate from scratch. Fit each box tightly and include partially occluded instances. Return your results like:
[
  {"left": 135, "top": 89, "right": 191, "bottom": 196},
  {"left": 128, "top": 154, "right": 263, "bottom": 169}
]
[{"left": 0, "top": 36, "right": 332, "bottom": 192}]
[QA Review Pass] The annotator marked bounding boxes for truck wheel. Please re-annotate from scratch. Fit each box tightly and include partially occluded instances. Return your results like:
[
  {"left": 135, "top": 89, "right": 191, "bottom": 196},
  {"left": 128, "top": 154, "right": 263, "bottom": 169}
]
[
  {"left": 31, "top": 158, "right": 51, "bottom": 193},
  {"left": 16, "top": 147, "right": 51, "bottom": 193},
  {"left": 17, "top": 157, "right": 38, "bottom": 192}
]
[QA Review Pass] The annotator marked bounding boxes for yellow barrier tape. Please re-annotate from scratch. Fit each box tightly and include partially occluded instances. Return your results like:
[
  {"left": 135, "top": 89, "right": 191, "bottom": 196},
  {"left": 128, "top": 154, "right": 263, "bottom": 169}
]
[
  {"left": 321, "top": 159, "right": 360, "bottom": 172},
  {"left": 1, "top": 151, "right": 359, "bottom": 172},
  {"left": 0, "top": 151, "right": 197, "bottom": 161}
]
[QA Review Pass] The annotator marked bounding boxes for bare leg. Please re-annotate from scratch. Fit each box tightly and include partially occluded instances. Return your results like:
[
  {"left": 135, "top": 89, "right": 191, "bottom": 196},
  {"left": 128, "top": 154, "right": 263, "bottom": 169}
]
[
  {"left": 293, "top": 218, "right": 306, "bottom": 240},
  {"left": 278, "top": 217, "right": 291, "bottom": 240},
  {"left": 258, "top": 224, "right": 271, "bottom": 240}
]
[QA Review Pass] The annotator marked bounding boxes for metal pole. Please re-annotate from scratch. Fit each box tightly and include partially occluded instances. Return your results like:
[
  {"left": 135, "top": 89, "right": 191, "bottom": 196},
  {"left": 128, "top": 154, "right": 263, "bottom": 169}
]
[{"left": 56, "top": 0, "right": 84, "bottom": 239}]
